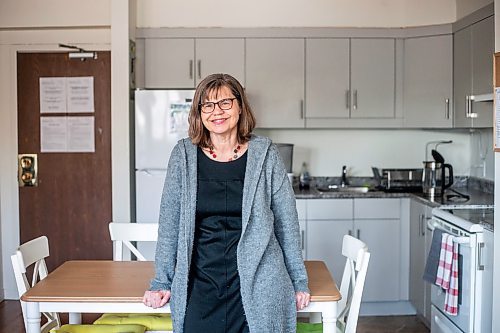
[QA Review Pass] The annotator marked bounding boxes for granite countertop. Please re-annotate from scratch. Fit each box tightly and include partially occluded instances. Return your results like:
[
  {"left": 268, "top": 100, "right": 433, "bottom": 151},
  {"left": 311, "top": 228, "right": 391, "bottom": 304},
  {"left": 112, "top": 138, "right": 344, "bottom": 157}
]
[{"left": 293, "top": 176, "right": 494, "bottom": 231}]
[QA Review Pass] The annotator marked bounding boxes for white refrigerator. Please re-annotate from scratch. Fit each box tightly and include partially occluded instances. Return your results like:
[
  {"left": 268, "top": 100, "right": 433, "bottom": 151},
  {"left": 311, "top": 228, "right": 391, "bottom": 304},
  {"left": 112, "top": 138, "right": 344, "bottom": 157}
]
[{"left": 135, "top": 89, "right": 195, "bottom": 259}]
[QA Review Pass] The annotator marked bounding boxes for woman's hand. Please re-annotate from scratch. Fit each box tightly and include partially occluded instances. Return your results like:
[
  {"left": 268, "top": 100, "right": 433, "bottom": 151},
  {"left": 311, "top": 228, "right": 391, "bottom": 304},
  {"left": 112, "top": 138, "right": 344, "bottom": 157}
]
[
  {"left": 143, "top": 290, "right": 171, "bottom": 308},
  {"left": 295, "top": 291, "right": 311, "bottom": 310}
]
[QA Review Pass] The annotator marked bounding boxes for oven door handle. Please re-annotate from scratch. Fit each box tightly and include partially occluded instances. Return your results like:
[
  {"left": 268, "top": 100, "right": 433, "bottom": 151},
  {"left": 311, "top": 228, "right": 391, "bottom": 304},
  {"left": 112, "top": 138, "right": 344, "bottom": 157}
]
[{"left": 427, "top": 219, "right": 472, "bottom": 246}]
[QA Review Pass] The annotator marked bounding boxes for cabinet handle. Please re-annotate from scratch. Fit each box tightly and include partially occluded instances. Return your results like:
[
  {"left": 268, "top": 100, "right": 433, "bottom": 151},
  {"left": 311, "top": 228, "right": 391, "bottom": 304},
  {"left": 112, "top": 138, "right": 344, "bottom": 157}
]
[
  {"left": 418, "top": 214, "right": 422, "bottom": 236},
  {"left": 197, "top": 60, "right": 201, "bottom": 79},
  {"left": 189, "top": 60, "right": 193, "bottom": 79},
  {"left": 469, "top": 95, "right": 477, "bottom": 118},
  {"left": 478, "top": 242, "right": 485, "bottom": 270},
  {"left": 301, "top": 230, "right": 305, "bottom": 250},
  {"left": 348, "top": 230, "right": 352, "bottom": 236},
  {"left": 353, "top": 90, "right": 358, "bottom": 110},
  {"left": 346, "top": 90, "right": 350, "bottom": 109},
  {"left": 465, "top": 95, "right": 470, "bottom": 118},
  {"left": 356, "top": 229, "right": 360, "bottom": 239},
  {"left": 300, "top": 100, "right": 304, "bottom": 119},
  {"left": 421, "top": 214, "right": 426, "bottom": 236},
  {"left": 445, "top": 98, "right": 450, "bottom": 119}
]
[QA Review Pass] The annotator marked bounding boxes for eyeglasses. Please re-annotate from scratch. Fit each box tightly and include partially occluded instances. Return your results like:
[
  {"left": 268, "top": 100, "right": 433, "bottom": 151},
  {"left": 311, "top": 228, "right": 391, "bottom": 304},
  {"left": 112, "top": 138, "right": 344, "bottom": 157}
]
[{"left": 199, "top": 98, "right": 237, "bottom": 114}]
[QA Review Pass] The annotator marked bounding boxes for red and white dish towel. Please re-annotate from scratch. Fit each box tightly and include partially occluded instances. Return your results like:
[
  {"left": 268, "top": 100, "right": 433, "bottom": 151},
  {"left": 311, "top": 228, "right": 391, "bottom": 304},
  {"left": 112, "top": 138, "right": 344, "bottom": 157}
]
[{"left": 435, "top": 233, "right": 459, "bottom": 316}]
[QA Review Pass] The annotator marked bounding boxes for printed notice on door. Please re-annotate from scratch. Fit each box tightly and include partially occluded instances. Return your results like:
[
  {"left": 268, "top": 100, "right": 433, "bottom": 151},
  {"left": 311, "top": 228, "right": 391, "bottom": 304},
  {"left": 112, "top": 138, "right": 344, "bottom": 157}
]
[
  {"left": 40, "top": 77, "right": 67, "bottom": 113},
  {"left": 67, "top": 77, "right": 94, "bottom": 113},
  {"left": 41, "top": 116, "right": 95, "bottom": 153},
  {"left": 39, "top": 76, "right": 94, "bottom": 114}
]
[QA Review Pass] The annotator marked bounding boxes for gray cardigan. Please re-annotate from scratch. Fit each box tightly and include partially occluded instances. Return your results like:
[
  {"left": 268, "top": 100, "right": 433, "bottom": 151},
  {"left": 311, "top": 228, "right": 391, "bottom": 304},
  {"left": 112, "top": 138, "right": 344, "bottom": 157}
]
[{"left": 150, "top": 135, "right": 309, "bottom": 333}]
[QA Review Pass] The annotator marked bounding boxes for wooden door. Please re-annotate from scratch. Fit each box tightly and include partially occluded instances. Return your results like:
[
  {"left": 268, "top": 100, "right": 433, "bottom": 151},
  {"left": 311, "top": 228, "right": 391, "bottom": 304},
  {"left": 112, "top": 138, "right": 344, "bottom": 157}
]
[{"left": 17, "top": 52, "right": 112, "bottom": 272}]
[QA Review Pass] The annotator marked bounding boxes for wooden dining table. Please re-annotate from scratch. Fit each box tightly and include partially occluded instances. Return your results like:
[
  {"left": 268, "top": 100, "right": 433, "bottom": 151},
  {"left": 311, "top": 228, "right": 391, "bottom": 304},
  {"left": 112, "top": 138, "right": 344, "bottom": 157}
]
[{"left": 22, "top": 260, "right": 341, "bottom": 333}]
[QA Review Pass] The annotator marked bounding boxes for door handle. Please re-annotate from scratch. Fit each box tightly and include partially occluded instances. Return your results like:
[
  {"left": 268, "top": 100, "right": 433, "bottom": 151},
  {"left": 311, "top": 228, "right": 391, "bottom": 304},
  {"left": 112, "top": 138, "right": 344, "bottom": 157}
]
[
  {"left": 18, "top": 154, "right": 38, "bottom": 187},
  {"left": 189, "top": 60, "right": 194, "bottom": 79},
  {"left": 353, "top": 90, "right": 358, "bottom": 110},
  {"left": 197, "top": 60, "right": 202, "bottom": 79}
]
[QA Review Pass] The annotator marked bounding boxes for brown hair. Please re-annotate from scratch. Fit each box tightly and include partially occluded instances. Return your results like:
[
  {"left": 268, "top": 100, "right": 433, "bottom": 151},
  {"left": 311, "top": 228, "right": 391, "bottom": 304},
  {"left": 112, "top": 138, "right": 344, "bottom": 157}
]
[{"left": 188, "top": 73, "right": 256, "bottom": 148}]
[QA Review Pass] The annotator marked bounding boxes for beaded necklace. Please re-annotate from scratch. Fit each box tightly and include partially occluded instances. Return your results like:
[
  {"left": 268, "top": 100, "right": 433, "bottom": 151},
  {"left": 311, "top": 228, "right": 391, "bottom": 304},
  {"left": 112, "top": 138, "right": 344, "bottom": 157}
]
[{"left": 207, "top": 144, "right": 242, "bottom": 161}]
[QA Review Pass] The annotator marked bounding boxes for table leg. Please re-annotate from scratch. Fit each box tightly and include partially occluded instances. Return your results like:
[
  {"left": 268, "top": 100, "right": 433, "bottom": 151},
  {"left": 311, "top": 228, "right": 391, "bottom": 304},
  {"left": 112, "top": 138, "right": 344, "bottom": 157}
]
[
  {"left": 26, "top": 302, "right": 41, "bottom": 333},
  {"left": 69, "top": 312, "right": 82, "bottom": 324},
  {"left": 321, "top": 302, "right": 337, "bottom": 333}
]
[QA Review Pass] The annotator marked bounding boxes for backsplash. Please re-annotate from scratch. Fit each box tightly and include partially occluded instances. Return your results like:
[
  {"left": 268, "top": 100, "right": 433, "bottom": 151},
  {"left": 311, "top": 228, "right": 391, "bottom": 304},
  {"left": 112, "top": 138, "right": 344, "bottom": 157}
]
[{"left": 256, "top": 128, "right": 481, "bottom": 178}]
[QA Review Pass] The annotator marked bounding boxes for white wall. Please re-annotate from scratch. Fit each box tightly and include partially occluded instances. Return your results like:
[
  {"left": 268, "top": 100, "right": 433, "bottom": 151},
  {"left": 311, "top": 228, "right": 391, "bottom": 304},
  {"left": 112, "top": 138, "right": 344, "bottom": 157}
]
[
  {"left": 0, "top": 0, "right": 110, "bottom": 28},
  {"left": 256, "top": 129, "right": 471, "bottom": 177},
  {"left": 136, "top": 0, "right": 456, "bottom": 28}
]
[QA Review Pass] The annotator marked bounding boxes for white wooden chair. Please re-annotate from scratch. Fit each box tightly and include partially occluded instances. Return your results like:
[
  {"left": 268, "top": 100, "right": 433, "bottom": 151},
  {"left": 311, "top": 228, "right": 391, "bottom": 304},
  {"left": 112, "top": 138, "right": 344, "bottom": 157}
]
[
  {"left": 105, "top": 222, "right": 172, "bottom": 333},
  {"left": 10, "top": 236, "right": 61, "bottom": 333},
  {"left": 336, "top": 234, "right": 371, "bottom": 333},
  {"left": 108, "top": 222, "right": 158, "bottom": 261}
]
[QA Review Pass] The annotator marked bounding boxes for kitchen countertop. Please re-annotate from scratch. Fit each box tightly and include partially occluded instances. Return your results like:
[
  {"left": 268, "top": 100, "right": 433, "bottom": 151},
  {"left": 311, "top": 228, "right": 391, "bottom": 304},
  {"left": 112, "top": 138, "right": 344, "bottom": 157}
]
[{"left": 293, "top": 177, "right": 494, "bottom": 231}]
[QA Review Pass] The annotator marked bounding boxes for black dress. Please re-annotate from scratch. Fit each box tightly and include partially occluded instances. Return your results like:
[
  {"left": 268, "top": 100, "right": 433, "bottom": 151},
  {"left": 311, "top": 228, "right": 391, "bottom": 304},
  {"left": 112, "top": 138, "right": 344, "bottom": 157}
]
[{"left": 184, "top": 148, "right": 249, "bottom": 333}]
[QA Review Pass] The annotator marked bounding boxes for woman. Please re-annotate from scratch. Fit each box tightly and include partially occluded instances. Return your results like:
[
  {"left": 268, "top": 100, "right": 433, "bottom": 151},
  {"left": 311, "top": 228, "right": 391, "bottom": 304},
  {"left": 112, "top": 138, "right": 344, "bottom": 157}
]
[{"left": 143, "top": 73, "right": 310, "bottom": 333}]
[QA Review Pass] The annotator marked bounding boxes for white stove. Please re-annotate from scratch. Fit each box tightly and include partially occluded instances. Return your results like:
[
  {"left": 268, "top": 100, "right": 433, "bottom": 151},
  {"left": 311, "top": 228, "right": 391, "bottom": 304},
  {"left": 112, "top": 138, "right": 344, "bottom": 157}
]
[{"left": 429, "top": 205, "right": 493, "bottom": 333}]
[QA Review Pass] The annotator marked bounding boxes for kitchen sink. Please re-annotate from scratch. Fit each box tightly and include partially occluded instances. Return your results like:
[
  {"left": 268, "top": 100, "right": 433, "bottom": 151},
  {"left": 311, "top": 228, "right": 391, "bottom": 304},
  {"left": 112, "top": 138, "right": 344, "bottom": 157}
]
[{"left": 315, "top": 184, "right": 370, "bottom": 193}]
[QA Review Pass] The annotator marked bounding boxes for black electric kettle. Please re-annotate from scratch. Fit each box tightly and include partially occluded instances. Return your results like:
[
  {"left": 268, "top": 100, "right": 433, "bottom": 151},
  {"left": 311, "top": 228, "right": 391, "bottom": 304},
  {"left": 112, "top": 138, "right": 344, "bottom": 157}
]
[{"left": 422, "top": 150, "right": 453, "bottom": 198}]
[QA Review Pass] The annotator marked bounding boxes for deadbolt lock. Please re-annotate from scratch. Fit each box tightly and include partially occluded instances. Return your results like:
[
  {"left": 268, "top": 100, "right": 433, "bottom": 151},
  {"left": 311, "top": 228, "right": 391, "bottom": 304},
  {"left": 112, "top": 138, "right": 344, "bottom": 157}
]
[{"left": 18, "top": 154, "right": 38, "bottom": 187}]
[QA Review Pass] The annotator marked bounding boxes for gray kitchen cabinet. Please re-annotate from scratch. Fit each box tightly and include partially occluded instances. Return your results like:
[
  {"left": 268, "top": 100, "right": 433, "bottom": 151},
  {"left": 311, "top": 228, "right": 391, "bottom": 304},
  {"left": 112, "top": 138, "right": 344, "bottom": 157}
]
[
  {"left": 305, "top": 38, "right": 396, "bottom": 123},
  {"left": 246, "top": 38, "right": 305, "bottom": 128},
  {"left": 350, "top": 39, "right": 395, "bottom": 119},
  {"left": 145, "top": 38, "right": 194, "bottom": 88},
  {"left": 454, "top": 16, "right": 494, "bottom": 128},
  {"left": 305, "top": 198, "right": 404, "bottom": 304},
  {"left": 194, "top": 39, "right": 245, "bottom": 86},
  {"left": 305, "top": 38, "right": 350, "bottom": 119},
  {"left": 409, "top": 199, "right": 433, "bottom": 326},
  {"left": 353, "top": 198, "right": 401, "bottom": 302},
  {"left": 306, "top": 199, "right": 353, "bottom": 284},
  {"left": 403, "top": 35, "right": 453, "bottom": 128},
  {"left": 144, "top": 38, "right": 244, "bottom": 88}
]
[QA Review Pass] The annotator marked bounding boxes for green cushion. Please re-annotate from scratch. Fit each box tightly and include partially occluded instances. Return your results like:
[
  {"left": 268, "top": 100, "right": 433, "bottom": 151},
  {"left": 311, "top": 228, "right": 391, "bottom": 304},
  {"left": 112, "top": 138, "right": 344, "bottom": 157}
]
[
  {"left": 94, "top": 313, "right": 173, "bottom": 331},
  {"left": 50, "top": 324, "right": 146, "bottom": 333},
  {"left": 297, "top": 322, "right": 323, "bottom": 333}
]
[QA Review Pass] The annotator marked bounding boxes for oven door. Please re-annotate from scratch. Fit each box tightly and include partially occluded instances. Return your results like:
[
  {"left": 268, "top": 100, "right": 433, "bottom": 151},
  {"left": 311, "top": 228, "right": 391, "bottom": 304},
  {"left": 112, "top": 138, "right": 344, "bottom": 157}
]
[
  {"left": 431, "top": 305, "right": 463, "bottom": 333},
  {"left": 428, "top": 218, "right": 476, "bottom": 333}
]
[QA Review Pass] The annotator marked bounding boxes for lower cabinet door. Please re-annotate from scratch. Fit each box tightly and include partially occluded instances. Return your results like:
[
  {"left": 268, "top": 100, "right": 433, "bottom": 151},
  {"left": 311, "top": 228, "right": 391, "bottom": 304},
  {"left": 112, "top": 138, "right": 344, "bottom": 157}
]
[
  {"left": 306, "top": 219, "right": 352, "bottom": 284},
  {"left": 355, "top": 218, "right": 401, "bottom": 302}
]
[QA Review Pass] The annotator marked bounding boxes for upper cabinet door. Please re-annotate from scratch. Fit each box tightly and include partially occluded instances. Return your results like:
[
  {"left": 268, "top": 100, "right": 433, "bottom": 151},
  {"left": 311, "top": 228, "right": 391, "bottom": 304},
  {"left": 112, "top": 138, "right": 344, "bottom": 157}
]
[
  {"left": 195, "top": 39, "right": 245, "bottom": 86},
  {"left": 305, "top": 38, "right": 350, "bottom": 119},
  {"left": 453, "top": 27, "right": 472, "bottom": 128},
  {"left": 471, "top": 16, "right": 494, "bottom": 128},
  {"left": 454, "top": 16, "right": 494, "bottom": 128},
  {"left": 403, "top": 35, "right": 453, "bottom": 128},
  {"left": 350, "top": 39, "right": 395, "bottom": 118},
  {"left": 145, "top": 38, "right": 195, "bottom": 88},
  {"left": 246, "top": 38, "right": 305, "bottom": 128}
]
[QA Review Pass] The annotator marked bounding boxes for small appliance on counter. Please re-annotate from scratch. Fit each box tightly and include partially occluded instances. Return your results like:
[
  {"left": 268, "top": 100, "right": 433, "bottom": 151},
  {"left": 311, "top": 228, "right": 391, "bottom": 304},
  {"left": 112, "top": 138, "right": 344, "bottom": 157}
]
[
  {"left": 422, "top": 140, "right": 454, "bottom": 198},
  {"left": 372, "top": 167, "right": 423, "bottom": 192}
]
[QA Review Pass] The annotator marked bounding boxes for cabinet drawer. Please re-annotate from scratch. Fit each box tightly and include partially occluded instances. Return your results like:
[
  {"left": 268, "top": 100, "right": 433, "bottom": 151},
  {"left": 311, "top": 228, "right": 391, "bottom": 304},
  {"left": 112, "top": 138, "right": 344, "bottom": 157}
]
[
  {"left": 354, "top": 198, "right": 400, "bottom": 219},
  {"left": 307, "top": 199, "right": 353, "bottom": 220},
  {"left": 296, "top": 199, "right": 306, "bottom": 220}
]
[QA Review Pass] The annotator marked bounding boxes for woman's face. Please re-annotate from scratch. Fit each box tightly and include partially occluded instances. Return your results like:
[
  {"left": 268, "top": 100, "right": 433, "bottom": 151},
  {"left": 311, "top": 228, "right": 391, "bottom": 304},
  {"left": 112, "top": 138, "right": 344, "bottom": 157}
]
[{"left": 200, "top": 86, "right": 240, "bottom": 138}]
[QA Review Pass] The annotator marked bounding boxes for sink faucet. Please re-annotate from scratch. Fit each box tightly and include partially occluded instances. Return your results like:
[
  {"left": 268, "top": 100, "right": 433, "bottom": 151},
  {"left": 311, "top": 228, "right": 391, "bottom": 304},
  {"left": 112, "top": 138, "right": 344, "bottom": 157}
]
[{"left": 341, "top": 165, "right": 349, "bottom": 187}]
